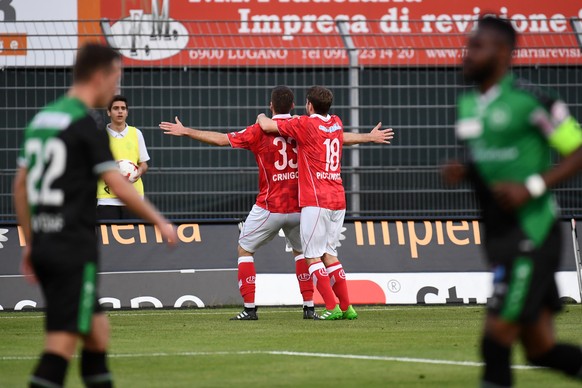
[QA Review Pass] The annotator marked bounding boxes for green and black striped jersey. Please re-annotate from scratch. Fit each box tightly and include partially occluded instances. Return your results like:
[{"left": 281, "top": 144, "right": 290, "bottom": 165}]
[
  {"left": 18, "top": 95, "right": 116, "bottom": 250},
  {"left": 456, "top": 74, "right": 582, "bottom": 246}
]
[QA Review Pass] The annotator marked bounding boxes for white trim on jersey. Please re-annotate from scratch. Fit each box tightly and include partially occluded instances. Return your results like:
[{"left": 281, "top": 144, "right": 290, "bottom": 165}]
[
  {"left": 309, "top": 114, "right": 331, "bottom": 121},
  {"left": 302, "top": 154, "right": 320, "bottom": 207},
  {"left": 272, "top": 114, "right": 292, "bottom": 120},
  {"left": 257, "top": 155, "right": 270, "bottom": 211}
]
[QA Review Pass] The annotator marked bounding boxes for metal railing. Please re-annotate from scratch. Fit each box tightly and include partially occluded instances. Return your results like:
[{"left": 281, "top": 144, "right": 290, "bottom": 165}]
[{"left": 1, "top": 19, "right": 582, "bottom": 221}]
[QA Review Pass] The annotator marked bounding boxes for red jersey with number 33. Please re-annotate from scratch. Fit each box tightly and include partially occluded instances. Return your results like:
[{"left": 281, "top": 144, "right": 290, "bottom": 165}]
[
  {"left": 227, "top": 115, "right": 299, "bottom": 213},
  {"left": 277, "top": 114, "right": 346, "bottom": 210}
]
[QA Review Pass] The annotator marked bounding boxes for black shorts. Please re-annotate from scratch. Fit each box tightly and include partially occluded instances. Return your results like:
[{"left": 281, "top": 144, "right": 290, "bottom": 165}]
[
  {"left": 485, "top": 222, "right": 562, "bottom": 323},
  {"left": 97, "top": 205, "right": 138, "bottom": 221},
  {"left": 32, "top": 249, "right": 103, "bottom": 334}
]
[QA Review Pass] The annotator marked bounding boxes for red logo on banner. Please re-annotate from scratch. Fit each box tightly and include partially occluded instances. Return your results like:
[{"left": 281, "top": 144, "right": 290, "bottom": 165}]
[
  {"left": 99, "top": 0, "right": 582, "bottom": 67},
  {"left": 314, "top": 280, "right": 386, "bottom": 305}
]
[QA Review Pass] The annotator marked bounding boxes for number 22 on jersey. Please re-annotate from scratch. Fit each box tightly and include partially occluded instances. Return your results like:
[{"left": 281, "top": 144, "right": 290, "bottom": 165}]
[{"left": 25, "top": 138, "right": 67, "bottom": 206}]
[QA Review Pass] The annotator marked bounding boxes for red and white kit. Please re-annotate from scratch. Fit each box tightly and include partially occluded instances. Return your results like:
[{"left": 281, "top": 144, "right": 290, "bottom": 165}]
[
  {"left": 228, "top": 114, "right": 302, "bottom": 253},
  {"left": 227, "top": 114, "right": 313, "bottom": 309},
  {"left": 277, "top": 113, "right": 351, "bottom": 312},
  {"left": 276, "top": 114, "right": 347, "bottom": 259}
]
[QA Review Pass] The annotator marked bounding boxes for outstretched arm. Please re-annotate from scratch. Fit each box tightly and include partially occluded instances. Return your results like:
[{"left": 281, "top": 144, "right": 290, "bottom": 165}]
[
  {"left": 257, "top": 113, "right": 279, "bottom": 134},
  {"left": 344, "top": 122, "right": 394, "bottom": 146},
  {"left": 494, "top": 111, "right": 582, "bottom": 210},
  {"left": 542, "top": 146, "right": 582, "bottom": 189},
  {"left": 441, "top": 161, "right": 467, "bottom": 186},
  {"left": 13, "top": 167, "right": 35, "bottom": 283},
  {"left": 493, "top": 146, "right": 582, "bottom": 211},
  {"left": 13, "top": 167, "right": 30, "bottom": 248},
  {"left": 159, "top": 117, "right": 230, "bottom": 146}
]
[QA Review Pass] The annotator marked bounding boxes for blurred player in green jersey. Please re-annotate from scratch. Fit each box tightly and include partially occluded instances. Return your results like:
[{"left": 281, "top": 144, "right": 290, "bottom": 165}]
[
  {"left": 13, "top": 44, "right": 176, "bottom": 388},
  {"left": 443, "top": 16, "right": 582, "bottom": 387}
]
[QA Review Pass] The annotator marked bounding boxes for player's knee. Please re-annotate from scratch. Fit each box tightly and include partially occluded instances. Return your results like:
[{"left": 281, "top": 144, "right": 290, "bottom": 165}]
[
  {"left": 322, "top": 254, "right": 338, "bottom": 267},
  {"left": 485, "top": 316, "right": 519, "bottom": 347},
  {"left": 522, "top": 336, "right": 555, "bottom": 362},
  {"left": 84, "top": 315, "right": 110, "bottom": 352},
  {"left": 237, "top": 245, "right": 252, "bottom": 258},
  {"left": 45, "top": 332, "right": 78, "bottom": 359},
  {"left": 304, "top": 257, "right": 321, "bottom": 266}
]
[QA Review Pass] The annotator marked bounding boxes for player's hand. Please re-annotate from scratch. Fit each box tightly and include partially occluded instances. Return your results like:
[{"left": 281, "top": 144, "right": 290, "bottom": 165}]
[
  {"left": 256, "top": 113, "right": 266, "bottom": 124},
  {"left": 369, "top": 122, "right": 394, "bottom": 144},
  {"left": 20, "top": 245, "right": 37, "bottom": 284},
  {"left": 130, "top": 166, "right": 143, "bottom": 183},
  {"left": 493, "top": 182, "right": 531, "bottom": 211},
  {"left": 157, "top": 222, "right": 178, "bottom": 247},
  {"left": 441, "top": 160, "right": 467, "bottom": 186},
  {"left": 159, "top": 116, "right": 188, "bottom": 136}
]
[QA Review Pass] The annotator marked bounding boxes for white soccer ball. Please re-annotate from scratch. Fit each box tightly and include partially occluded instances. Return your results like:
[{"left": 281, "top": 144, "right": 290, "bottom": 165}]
[{"left": 117, "top": 159, "right": 140, "bottom": 183}]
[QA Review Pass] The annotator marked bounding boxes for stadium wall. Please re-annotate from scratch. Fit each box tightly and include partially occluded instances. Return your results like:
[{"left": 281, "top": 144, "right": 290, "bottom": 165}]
[
  {"left": 0, "top": 220, "right": 579, "bottom": 310},
  {"left": 1, "top": 2, "right": 582, "bottom": 310}
]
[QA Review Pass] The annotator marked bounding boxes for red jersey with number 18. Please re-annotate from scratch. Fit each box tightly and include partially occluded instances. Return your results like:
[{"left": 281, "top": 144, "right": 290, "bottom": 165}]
[
  {"left": 277, "top": 114, "right": 346, "bottom": 210},
  {"left": 227, "top": 114, "right": 299, "bottom": 213}
]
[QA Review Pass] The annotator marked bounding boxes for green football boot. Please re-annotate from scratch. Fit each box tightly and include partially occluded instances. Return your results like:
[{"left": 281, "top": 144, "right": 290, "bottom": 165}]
[
  {"left": 316, "top": 305, "right": 342, "bottom": 320},
  {"left": 342, "top": 305, "right": 358, "bottom": 320}
]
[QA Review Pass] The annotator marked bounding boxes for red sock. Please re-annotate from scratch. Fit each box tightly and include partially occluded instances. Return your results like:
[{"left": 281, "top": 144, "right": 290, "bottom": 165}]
[
  {"left": 238, "top": 256, "right": 256, "bottom": 308},
  {"left": 295, "top": 255, "right": 314, "bottom": 307},
  {"left": 308, "top": 261, "right": 337, "bottom": 310},
  {"left": 327, "top": 262, "right": 350, "bottom": 311}
]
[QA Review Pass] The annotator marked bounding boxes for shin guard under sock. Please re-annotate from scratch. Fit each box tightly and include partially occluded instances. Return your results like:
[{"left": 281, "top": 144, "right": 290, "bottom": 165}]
[
  {"left": 308, "top": 261, "right": 337, "bottom": 310},
  {"left": 481, "top": 335, "right": 512, "bottom": 387},
  {"left": 237, "top": 256, "right": 256, "bottom": 308},
  {"left": 30, "top": 352, "right": 68, "bottom": 388}
]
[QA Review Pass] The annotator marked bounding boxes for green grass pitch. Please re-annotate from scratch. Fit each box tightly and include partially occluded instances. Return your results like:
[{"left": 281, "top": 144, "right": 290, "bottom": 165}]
[{"left": 1, "top": 305, "right": 581, "bottom": 387}]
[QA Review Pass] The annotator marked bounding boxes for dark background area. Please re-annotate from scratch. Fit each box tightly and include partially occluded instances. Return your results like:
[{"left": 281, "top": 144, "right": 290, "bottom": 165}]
[{"left": 1, "top": 66, "right": 581, "bottom": 221}]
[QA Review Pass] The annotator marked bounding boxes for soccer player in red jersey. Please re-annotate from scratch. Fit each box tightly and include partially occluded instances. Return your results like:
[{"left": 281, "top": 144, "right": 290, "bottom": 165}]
[
  {"left": 258, "top": 86, "right": 361, "bottom": 320},
  {"left": 160, "top": 86, "right": 392, "bottom": 320}
]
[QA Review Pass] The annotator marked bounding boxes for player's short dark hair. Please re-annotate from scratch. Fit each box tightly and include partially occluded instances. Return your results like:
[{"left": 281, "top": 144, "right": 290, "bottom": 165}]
[
  {"left": 306, "top": 86, "right": 333, "bottom": 115},
  {"left": 73, "top": 43, "right": 121, "bottom": 83},
  {"left": 270, "top": 86, "right": 294, "bottom": 114},
  {"left": 108, "top": 95, "right": 128, "bottom": 111},
  {"left": 477, "top": 15, "right": 517, "bottom": 50}
]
